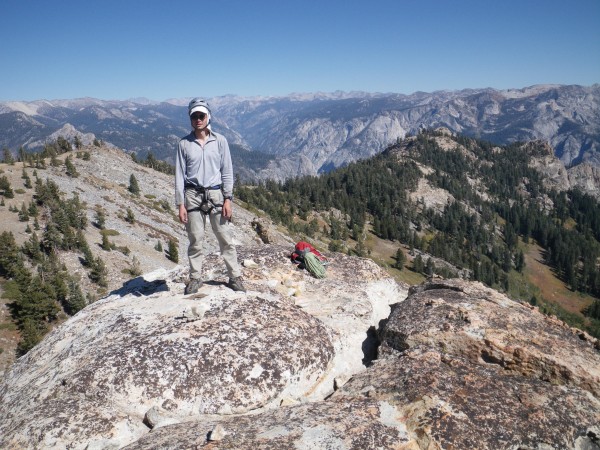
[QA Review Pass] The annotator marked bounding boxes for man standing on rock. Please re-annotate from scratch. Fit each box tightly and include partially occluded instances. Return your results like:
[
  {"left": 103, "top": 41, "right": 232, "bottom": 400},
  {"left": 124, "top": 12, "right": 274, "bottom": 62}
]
[{"left": 175, "top": 98, "right": 246, "bottom": 294}]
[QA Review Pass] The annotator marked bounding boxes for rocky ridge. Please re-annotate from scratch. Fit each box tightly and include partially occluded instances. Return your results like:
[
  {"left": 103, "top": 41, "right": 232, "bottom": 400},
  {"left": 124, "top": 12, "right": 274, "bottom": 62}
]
[
  {"left": 1, "top": 259, "right": 599, "bottom": 448},
  {"left": 0, "top": 246, "right": 408, "bottom": 448}
]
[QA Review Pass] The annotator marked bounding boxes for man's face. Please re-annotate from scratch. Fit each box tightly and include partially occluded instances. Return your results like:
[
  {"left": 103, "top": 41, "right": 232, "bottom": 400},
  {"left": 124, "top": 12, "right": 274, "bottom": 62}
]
[{"left": 190, "top": 111, "right": 208, "bottom": 130}]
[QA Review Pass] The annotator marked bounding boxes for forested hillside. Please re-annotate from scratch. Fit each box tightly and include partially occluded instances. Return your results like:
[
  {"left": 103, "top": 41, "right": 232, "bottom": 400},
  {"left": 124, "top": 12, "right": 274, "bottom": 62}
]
[
  {"left": 0, "top": 139, "right": 186, "bottom": 361},
  {"left": 236, "top": 129, "right": 600, "bottom": 337}
]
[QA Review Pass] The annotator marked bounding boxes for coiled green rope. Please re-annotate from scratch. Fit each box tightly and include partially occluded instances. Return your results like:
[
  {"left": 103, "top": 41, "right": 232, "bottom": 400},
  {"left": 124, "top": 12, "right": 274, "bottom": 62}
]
[{"left": 303, "top": 252, "right": 327, "bottom": 279}]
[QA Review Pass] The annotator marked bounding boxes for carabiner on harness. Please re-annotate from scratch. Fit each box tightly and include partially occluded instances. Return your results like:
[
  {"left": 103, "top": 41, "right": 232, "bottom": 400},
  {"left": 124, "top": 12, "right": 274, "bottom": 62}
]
[{"left": 186, "top": 186, "right": 224, "bottom": 215}]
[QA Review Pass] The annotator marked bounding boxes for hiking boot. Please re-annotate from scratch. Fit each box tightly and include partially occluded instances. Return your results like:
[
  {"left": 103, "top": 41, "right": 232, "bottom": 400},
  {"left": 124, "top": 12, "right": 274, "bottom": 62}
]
[
  {"left": 227, "top": 277, "right": 246, "bottom": 292},
  {"left": 185, "top": 279, "right": 203, "bottom": 295}
]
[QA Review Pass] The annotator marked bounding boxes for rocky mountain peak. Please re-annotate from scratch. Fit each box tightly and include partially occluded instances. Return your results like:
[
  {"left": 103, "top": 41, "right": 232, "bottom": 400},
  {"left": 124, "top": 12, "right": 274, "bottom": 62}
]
[
  {"left": 1, "top": 265, "right": 598, "bottom": 449},
  {"left": 521, "top": 139, "right": 555, "bottom": 158},
  {"left": 29, "top": 123, "right": 97, "bottom": 149},
  {"left": 0, "top": 245, "right": 409, "bottom": 448}
]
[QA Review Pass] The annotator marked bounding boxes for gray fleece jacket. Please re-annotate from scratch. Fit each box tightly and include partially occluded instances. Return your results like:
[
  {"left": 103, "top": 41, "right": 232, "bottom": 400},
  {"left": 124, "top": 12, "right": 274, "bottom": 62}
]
[{"left": 175, "top": 131, "right": 234, "bottom": 206}]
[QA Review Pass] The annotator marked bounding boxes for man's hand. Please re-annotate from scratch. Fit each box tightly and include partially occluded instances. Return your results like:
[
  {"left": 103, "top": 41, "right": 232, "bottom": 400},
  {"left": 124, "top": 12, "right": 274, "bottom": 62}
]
[
  {"left": 179, "top": 204, "right": 188, "bottom": 224},
  {"left": 222, "top": 198, "right": 233, "bottom": 220}
]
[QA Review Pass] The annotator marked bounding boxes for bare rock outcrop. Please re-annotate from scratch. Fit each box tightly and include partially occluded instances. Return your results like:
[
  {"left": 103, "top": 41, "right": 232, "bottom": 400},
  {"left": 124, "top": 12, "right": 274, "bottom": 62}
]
[
  {"left": 127, "top": 346, "right": 600, "bottom": 449},
  {"left": 0, "top": 283, "right": 333, "bottom": 448},
  {"left": 2, "top": 264, "right": 599, "bottom": 449},
  {"left": 0, "top": 245, "right": 406, "bottom": 449},
  {"left": 122, "top": 279, "right": 600, "bottom": 449},
  {"left": 526, "top": 140, "right": 600, "bottom": 198},
  {"left": 334, "top": 347, "right": 600, "bottom": 450},
  {"left": 125, "top": 397, "right": 411, "bottom": 449},
  {"left": 380, "top": 279, "right": 600, "bottom": 398},
  {"left": 568, "top": 162, "right": 600, "bottom": 199},
  {"left": 526, "top": 140, "right": 572, "bottom": 192}
]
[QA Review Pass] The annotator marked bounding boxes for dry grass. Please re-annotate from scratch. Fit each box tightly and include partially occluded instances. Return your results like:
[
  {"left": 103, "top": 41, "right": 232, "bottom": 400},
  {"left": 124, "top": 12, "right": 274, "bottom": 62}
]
[
  {"left": 523, "top": 240, "right": 594, "bottom": 316},
  {"left": 365, "top": 230, "right": 425, "bottom": 285}
]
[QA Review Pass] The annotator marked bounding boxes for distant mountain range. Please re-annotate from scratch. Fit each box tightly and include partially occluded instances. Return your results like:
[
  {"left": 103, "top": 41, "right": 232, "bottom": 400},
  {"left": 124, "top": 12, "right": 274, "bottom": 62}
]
[{"left": 1, "top": 84, "right": 599, "bottom": 181}]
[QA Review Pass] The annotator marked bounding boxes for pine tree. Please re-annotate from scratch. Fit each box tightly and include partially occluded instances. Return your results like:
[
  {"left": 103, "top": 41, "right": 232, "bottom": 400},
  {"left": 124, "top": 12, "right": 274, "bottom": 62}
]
[
  {"left": 502, "top": 248, "right": 512, "bottom": 272},
  {"left": 167, "top": 239, "right": 179, "bottom": 263},
  {"left": 18, "top": 147, "right": 28, "bottom": 164},
  {"left": 65, "top": 280, "right": 86, "bottom": 315},
  {"left": 17, "top": 318, "right": 45, "bottom": 355},
  {"left": 89, "top": 256, "right": 108, "bottom": 287},
  {"left": 41, "top": 223, "right": 62, "bottom": 254},
  {"left": 78, "top": 232, "right": 95, "bottom": 268},
  {"left": 18, "top": 202, "right": 29, "bottom": 221},
  {"left": 33, "top": 154, "right": 43, "bottom": 168},
  {"left": 155, "top": 240, "right": 163, "bottom": 252},
  {"left": 50, "top": 153, "right": 60, "bottom": 167},
  {"left": 65, "top": 194, "right": 87, "bottom": 230},
  {"left": 3, "top": 148, "right": 15, "bottom": 164},
  {"left": 128, "top": 174, "right": 140, "bottom": 196},
  {"left": 394, "top": 247, "right": 406, "bottom": 270},
  {"left": 425, "top": 258, "right": 435, "bottom": 276},
  {"left": 125, "top": 207, "right": 135, "bottom": 224},
  {"left": 0, "top": 231, "right": 21, "bottom": 277},
  {"left": 101, "top": 233, "right": 112, "bottom": 251},
  {"left": 413, "top": 254, "right": 424, "bottom": 274},
  {"left": 28, "top": 202, "right": 38, "bottom": 217},
  {"left": 17, "top": 275, "right": 60, "bottom": 327},
  {"left": 65, "top": 156, "right": 79, "bottom": 177},
  {"left": 56, "top": 136, "right": 72, "bottom": 153},
  {"left": 23, "top": 232, "right": 43, "bottom": 263},
  {"left": 0, "top": 175, "right": 14, "bottom": 198},
  {"left": 95, "top": 209, "right": 106, "bottom": 229},
  {"left": 353, "top": 236, "right": 368, "bottom": 257},
  {"left": 515, "top": 250, "right": 525, "bottom": 273},
  {"left": 48, "top": 266, "right": 69, "bottom": 305}
]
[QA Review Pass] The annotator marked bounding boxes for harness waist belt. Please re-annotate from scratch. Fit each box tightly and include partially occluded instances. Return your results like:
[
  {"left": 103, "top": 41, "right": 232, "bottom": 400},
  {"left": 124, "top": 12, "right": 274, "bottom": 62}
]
[{"left": 185, "top": 184, "right": 221, "bottom": 192}]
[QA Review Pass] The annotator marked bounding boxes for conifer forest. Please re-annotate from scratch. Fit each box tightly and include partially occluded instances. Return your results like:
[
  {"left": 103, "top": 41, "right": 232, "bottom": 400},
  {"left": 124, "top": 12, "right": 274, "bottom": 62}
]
[{"left": 235, "top": 131, "right": 600, "bottom": 337}]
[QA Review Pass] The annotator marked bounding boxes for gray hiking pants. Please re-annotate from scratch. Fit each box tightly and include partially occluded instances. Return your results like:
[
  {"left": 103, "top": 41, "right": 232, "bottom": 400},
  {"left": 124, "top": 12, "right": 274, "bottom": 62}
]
[{"left": 184, "top": 188, "right": 242, "bottom": 280}]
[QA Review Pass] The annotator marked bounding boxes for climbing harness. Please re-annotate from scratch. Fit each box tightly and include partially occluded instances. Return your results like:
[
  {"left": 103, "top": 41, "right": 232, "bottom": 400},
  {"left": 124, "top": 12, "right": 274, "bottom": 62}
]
[{"left": 185, "top": 185, "right": 223, "bottom": 214}]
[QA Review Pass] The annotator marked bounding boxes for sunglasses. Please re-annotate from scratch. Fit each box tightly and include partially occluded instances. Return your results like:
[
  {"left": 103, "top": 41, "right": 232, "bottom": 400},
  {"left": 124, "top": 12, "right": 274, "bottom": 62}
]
[{"left": 191, "top": 112, "right": 207, "bottom": 121}]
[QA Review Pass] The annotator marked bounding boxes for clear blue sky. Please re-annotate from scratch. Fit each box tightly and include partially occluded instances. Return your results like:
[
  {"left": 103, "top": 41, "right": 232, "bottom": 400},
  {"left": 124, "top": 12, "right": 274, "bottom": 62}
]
[{"left": 1, "top": 0, "right": 599, "bottom": 102}]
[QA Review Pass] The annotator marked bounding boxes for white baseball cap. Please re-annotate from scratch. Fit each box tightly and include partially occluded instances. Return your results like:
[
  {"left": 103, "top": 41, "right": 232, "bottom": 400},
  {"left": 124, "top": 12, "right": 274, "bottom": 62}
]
[{"left": 188, "top": 98, "right": 211, "bottom": 117}]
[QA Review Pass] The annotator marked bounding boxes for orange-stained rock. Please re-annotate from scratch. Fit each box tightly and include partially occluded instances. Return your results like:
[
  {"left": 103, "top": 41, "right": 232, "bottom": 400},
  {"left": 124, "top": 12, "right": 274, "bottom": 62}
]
[{"left": 379, "top": 279, "right": 600, "bottom": 399}]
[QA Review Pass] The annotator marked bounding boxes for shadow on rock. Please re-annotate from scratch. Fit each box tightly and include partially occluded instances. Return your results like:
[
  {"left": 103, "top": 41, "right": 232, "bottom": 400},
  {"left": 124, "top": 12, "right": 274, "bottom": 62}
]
[
  {"left": 361, "top": 326, "right": 379, "bottom": 367},
  {"left": 112, "top": 277, "right": 169, "bottom": 298}
]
